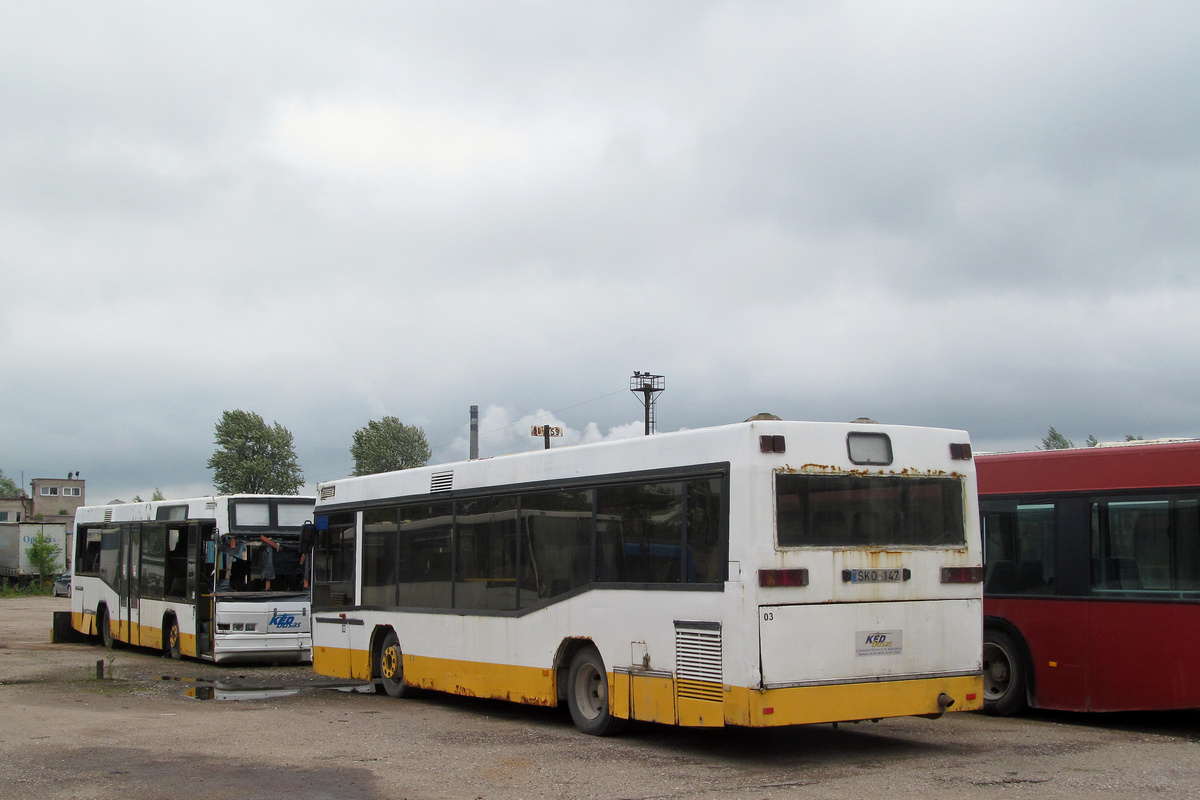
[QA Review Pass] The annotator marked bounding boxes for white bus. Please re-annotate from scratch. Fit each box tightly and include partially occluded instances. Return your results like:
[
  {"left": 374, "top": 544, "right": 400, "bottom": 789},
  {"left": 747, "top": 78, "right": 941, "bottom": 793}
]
[
  {"left": 310, "top": 419, "right": 984, "bottom": 733},
  {"left": 71, "top": 495, "right": 315, "bottom": 663}
]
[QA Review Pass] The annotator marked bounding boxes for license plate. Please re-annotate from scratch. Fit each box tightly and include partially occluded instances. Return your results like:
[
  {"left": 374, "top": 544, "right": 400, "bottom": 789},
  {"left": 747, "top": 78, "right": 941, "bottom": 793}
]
[{"left": 846, "top": 568, "right": 903, "bottom": 583}]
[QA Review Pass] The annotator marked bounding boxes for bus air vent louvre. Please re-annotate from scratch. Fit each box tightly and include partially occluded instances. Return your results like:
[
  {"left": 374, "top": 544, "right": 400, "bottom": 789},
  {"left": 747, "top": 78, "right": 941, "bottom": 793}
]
[
  {"left": 675, "top": 626, "right": 723, "bottom": 702},
  {"left": 430, "top": 471, "right": 454, "bottom": 493},
  {"left": 103, "top": 509, "right": 113, "bottom": 522},
  {"left": 319, "top": 485, "right": 336, "bottom": 500}
]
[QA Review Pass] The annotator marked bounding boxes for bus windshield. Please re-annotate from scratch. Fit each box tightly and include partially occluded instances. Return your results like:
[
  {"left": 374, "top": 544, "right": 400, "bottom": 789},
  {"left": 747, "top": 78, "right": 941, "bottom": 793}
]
[{"left": 776, "top": 473, "right": 965, "bottom": 547}]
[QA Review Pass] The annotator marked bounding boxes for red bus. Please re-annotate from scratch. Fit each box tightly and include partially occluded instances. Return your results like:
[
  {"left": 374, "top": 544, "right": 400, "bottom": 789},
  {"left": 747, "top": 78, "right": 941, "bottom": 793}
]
[{"left": 978, "top": 441, "right": 1200, "bottom": 714}]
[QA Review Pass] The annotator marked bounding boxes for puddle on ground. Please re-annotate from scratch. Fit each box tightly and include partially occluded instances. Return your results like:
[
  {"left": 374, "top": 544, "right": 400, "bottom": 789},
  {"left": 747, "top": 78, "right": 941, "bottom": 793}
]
[
  {"left": 186, "top": 684, "right": 301, "bottom": 701},
  {"left": 155, "top": 675, "right": 371, "bottom": 701}
]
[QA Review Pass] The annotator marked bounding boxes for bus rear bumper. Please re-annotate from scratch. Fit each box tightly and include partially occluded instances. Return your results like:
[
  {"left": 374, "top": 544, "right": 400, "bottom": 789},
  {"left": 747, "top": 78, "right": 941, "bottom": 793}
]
[{"left": 726, "top": 673, "right": 984, "bottom": 727}]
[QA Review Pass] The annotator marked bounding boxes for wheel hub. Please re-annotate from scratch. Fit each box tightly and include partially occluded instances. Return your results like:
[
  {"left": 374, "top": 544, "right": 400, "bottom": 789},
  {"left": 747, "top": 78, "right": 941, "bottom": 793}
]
[
  {"left": 574, "top": 664, "right": 604, "bottom": 720},
  {"left": 382, "top": 647, "right": 399, "bottom": 681}
]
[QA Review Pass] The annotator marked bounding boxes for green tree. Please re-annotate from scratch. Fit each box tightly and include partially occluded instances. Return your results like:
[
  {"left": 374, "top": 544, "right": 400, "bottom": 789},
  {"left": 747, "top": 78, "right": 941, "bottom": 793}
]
[
  {"left": 1086, "top": 435, "right": 1099, "bottom": 447},
  {"left": 1041, "top": 426, "right": 1073, "bottom": 450},
  {"left": 152, "top": 488, "right": 165, "bottom": 501},
  {"left": 207, "top": 410, "right": 304, "bottom": 495},
  {"left": 351, "top": 416, "right": 432, "bottom": 476},
  {"left": 25, "top": 532, "right": 63, "bottom": 583},
  {"left": 1124, "top": 434, "right": 1144, "bottom": 442},
  {"left": 0, "top": 468, "right": 22, "bottom": 498}
]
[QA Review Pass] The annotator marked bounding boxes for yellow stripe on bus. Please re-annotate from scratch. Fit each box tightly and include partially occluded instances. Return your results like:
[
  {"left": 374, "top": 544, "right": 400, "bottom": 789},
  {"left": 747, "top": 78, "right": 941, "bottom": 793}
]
[
  {"left": 313, "top": 645, "right": 373, "bottom": 681},
  {"left": 407, "top": 654, "right": 559, "bottom": 705},
  {"left": 313, "top": 647, "right": 560, "bottom": 705},
  {"left": 724, "top": 674, "right": 985, "bottom": 727},
  {"left": 73, "top": 611, "right": 199, "bottom": 657}
]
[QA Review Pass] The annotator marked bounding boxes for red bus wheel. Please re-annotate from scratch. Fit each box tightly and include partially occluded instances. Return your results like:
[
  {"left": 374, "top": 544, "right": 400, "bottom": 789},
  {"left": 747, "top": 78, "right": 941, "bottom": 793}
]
[{"left": 983, "top": 629, "right": 1027, "bottom": 716}]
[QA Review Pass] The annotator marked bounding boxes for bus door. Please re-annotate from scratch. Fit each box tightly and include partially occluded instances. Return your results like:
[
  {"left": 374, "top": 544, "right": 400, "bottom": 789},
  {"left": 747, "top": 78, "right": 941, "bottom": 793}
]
[
  {"left": 311, "top": 514, "right": 360, "bottom": 679},
  {"left": 195, "top": 521, "right": 216, "bottom": 659},
  {"left": 119, "top": 523, "right": 142, "bottom": 646}
]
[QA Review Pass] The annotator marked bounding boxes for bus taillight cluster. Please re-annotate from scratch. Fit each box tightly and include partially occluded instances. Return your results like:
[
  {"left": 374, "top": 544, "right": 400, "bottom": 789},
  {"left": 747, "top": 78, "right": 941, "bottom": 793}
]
[
  {"left": 758, "top": 568, "right": 809, "bottom": 587},
  {"left": 940, "top": 566, "right": 984, "bottom": 583}
]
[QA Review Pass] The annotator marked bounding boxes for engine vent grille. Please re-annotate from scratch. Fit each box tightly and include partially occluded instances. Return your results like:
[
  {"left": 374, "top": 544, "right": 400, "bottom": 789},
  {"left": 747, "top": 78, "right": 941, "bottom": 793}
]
[{"left": 675, "top": 623, "right": 723, "bottom": 702}]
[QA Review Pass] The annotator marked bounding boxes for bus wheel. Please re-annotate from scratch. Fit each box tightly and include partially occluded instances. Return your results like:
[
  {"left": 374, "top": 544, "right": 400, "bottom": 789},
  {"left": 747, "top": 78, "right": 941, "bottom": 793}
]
[
  {"left": 164, "top": 618, "right": 182, "bottom": 660},
  {"left": 983, "top": 629, "right": 1027, "bottom": 716},
  {"left": 95, "top": 606, "right": 113, "bottom": 649},
  {"left": 566, "top": 647, "right": 627, "bottom": 736},
  {"left": 97, "top": 606, "right": 119, "bottom": 650},
  {"left": 377, "top": 631, "right": 408, "bottom": 698}
]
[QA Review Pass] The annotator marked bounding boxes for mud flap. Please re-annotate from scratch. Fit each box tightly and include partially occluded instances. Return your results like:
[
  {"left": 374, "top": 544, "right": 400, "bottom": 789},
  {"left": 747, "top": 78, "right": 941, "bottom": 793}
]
[{"left": 51, "top": 611, "right": 91, "bottom": 643}]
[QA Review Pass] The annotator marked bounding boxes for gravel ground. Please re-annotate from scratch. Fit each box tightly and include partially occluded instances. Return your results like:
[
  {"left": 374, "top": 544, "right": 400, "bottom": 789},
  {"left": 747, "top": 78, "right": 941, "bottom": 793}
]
[{"left": 3, "top": 596, "right": 1200, "bottom": 800}]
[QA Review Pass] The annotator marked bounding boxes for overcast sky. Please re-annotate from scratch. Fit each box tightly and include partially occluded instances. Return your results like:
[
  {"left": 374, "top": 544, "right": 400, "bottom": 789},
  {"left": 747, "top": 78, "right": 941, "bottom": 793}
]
[{"left": 3, "top": 2, "right": 1199, "bottom": 504}]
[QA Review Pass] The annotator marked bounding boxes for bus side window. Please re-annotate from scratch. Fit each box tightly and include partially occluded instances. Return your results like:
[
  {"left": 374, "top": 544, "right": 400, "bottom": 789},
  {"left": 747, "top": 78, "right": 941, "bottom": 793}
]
[
  {"left": 79, "top": 527, "right": 103, "bottom": 575},
  {"left": 165, "top": 526, "right": 188, "bottom": 597},
  {"left": 314, "top": 512, "right": 359, "bottom": 608},
  {"left": 982, "top": 501, "right": 1054, "bottom": 595},
  {"left": 1090, "top": 498, "right": 1200, "bottom": 593}
]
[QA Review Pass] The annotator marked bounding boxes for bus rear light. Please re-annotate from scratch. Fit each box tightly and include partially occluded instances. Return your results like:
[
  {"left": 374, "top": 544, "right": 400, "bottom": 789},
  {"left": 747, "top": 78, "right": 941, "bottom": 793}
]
[
  {"left": 940, "top": 566, "right": 984, "bottom": 583},
  {"left": 759, "top": 568, "right": 808, "bottom": 587},
  {"left": 949, "top": 443, "right": 973, "bottom": 460}
]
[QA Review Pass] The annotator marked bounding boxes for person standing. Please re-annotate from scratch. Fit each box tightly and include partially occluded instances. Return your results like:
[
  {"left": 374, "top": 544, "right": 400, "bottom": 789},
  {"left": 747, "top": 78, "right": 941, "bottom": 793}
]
[
  {"left": 257, "top": 535, "right": 281, "bottom": 590},
  {"left": 298, "top": 521, "right": 316, "bottom": 589}
]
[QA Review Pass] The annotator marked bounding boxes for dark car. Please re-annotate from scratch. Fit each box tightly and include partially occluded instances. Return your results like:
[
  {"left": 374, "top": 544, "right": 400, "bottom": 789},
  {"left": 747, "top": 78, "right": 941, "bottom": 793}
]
[{"left": 52, "top": 574, "right": 71, "bottom": 597}]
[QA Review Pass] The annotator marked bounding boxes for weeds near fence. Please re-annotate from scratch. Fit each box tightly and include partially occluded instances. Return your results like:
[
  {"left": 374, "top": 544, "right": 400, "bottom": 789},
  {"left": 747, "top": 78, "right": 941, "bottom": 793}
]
[{"left": 0, "top": 578, "right": 54, "bottom": 598}]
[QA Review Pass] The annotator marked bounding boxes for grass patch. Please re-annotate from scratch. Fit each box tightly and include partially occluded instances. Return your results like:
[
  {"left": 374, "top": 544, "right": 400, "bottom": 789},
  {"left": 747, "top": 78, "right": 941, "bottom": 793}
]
[{"left": 0, "top": 578, "right": 55, "bottom": 598}]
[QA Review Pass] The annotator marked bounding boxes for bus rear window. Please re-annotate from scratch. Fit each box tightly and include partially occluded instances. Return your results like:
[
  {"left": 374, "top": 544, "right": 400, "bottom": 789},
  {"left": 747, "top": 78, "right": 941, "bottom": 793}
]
[
  {"left": 277, "top": 503, "right": 313, "bottom": 528},
  {"left": 777, "top": 473, "right": 965, "bottom": 548},
  {"left": 233, "top": 502, "right": 271, "bottom": 527}
]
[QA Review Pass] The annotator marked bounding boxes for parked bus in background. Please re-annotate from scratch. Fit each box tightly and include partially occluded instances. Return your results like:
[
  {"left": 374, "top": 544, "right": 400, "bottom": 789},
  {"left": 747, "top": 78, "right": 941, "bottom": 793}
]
[
  {"left": 979, "top": 440, "right": 1200, "bottom": 714},
  {"left": 310, "top": 418, "right": 984, "bottom": 734},
  {"left": 71, "top": 495, "right": 315, "bottom": 663}
]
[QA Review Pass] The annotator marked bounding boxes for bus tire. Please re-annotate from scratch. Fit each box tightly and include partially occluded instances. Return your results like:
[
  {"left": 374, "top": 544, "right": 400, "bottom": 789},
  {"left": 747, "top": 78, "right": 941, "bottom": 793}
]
[
  {"left": 97, "top": 606, "right": 115, "bottom": 650},
  {"left": 164, "top": 616, "right": 182, "bottom": 660},
  {"left": 566, "top": 647, "right": 627, "bottom": 736},
  {"left": 377, "top": 631, "right": 408, "bottom": 698},
  {"left": 983, "top": 628, "right": 1027, "bottom": 716}
]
